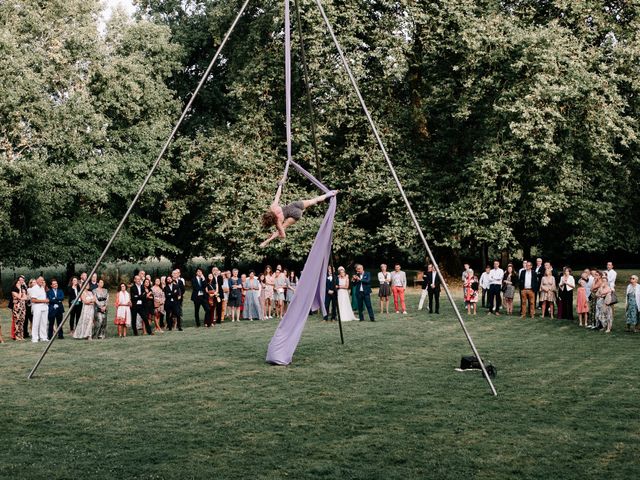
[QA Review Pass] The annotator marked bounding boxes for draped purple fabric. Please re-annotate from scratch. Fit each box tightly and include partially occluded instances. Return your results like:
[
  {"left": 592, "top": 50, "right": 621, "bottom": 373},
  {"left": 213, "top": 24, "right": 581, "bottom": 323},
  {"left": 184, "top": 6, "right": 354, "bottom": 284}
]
[
  {"left": 266, "top": 0, "right": 337, "bottom": 365},
  {"left": 266, "top": 162, "right": 336, "bottom": 365}
]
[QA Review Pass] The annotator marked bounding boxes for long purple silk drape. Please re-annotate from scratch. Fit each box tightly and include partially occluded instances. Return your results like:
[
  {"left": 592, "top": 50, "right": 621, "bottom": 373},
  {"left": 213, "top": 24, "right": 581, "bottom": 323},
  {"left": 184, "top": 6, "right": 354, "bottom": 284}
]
[{"left": 266, "top": 161, "right": 336, "bottom": 365}]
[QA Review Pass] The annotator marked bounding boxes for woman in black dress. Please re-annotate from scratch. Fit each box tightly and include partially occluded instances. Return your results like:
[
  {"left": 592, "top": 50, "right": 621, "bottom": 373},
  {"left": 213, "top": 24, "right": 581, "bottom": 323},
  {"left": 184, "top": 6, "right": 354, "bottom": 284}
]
[
  {"left": 142, "top": 278, "right": 155, "bottom": 335},
  {"left": 228, "top": 269, "right": 243, "bottom": 322},
  {"left": 67, "top": 277, "right": 82, "bottom": 333}
]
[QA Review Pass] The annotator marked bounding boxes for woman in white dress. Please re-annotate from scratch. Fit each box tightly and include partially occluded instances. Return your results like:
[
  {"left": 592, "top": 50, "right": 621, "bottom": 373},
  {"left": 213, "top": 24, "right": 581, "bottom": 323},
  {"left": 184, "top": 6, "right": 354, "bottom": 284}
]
[
  {"left": 73, "top": 289, "right": 95, "bottom": 340},
  {"left": 114, "top": 283, "right": 132, "bottom": 337},
  {"left": 336, "top": 267, "right": 356, "bottom": 321}
]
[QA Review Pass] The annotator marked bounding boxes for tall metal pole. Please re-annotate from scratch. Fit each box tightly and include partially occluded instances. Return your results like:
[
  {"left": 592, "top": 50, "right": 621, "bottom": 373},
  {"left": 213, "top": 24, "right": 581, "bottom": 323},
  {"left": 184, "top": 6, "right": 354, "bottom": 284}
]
[
  {"left": 313, "top": 0, "right": 497, "bottom": 395},
  {"left": 27, "top": 0, "right": 252, "bottom": 379}
]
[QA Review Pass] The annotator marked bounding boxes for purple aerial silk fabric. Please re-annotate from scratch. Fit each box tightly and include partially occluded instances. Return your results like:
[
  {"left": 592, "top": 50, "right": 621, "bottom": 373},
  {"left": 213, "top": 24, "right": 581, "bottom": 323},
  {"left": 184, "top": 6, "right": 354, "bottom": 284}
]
[
  {"left": 266, "top": 1, "right": 336, "bottom": 365},
  {"left": 266, "top": 161, "right": 336, "bottom": 365}
]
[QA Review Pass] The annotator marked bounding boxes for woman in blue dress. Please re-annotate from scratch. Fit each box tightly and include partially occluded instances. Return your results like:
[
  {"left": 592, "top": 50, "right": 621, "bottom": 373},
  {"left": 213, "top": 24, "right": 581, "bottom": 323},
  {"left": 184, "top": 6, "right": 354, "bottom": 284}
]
[{"left": 243, "top": 271, "right": 263, "bottom": 321}]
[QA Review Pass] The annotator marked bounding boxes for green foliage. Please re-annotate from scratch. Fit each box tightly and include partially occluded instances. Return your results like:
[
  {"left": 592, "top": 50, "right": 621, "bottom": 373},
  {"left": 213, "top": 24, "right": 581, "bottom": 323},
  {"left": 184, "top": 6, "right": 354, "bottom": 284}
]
[{"left": 1, "top": 0, "right": 639, "bottom": 270}]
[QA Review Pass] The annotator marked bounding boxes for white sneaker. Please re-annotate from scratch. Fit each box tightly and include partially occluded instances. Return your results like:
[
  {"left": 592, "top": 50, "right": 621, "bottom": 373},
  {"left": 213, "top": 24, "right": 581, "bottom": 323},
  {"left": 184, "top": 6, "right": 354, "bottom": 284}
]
[
  {"left": 403, "top": 311, "right": 407, "bottom": 315},
  {"left": 395, "top": 311, "right": 400, "bottom": 314}
]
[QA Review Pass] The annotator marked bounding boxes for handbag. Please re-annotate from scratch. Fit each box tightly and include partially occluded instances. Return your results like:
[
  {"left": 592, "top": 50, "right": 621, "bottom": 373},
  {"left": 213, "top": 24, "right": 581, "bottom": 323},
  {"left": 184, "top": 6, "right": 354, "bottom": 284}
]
[{"left": 606, "top": 291, "right": 618, "bottom": 306}]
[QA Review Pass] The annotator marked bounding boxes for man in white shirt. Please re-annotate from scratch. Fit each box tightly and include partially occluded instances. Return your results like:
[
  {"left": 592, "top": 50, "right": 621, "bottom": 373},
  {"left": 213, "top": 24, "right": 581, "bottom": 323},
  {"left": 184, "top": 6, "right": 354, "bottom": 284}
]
[
  {"left": 606, "top": 262, "right": 617, "bottom": 290},
  {"left": 28, "top": 276, "right": 49, "bottom": 342},
  {"left": 391, "top": 264, "right": 407, "bottom": 314},
  {"left": 479, "top": 265, "right": 491, "bottom": 308},
  {"left": 487, "top": 260, "right": 504, "bottom": 315}
]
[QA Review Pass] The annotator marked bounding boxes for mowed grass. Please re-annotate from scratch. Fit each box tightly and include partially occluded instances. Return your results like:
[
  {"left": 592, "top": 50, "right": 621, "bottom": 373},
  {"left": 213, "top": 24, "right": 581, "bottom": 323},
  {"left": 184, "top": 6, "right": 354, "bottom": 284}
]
[{"left": 1, "top": 290, "right": 639, "bottom": 480}]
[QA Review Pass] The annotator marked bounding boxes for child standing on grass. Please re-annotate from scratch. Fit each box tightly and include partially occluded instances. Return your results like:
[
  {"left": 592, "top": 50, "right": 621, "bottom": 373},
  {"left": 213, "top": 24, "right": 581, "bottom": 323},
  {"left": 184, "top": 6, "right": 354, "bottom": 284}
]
[{"left": 576, "top": 278, "right": 589, "bottom": 327}]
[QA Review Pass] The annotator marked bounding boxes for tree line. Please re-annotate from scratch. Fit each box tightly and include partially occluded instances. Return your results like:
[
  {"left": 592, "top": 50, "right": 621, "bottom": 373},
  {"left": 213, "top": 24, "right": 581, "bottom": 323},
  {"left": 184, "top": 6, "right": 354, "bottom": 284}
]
[{"left": 1, "top": 0, "right": 639, "bottom": 274}]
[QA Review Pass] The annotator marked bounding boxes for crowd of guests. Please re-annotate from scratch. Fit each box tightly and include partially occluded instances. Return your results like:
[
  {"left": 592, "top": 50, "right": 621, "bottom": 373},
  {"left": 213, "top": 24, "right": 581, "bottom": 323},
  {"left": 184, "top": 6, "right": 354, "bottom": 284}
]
[
  {"left": 458, "top": 259, "right": 640, "bottom": 333},
  {"left": 3, "top": 258, "right": 639, "bottom": 343},
  {"left": 1, "top": 262, "right": 417, "bottom": 343}
]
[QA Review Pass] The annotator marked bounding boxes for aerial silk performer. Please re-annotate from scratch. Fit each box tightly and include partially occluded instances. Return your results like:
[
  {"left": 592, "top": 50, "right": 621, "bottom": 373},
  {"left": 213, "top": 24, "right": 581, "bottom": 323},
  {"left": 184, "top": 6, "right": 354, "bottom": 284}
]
[{"left": 265, "top": 162, "right": 337, "bottom": 365}]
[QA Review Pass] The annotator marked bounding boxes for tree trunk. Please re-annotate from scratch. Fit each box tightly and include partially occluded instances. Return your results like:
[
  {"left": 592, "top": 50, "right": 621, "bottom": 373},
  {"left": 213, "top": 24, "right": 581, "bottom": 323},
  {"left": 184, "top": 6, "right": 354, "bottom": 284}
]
[
  {"left": 481, "top": 243, "right": 488, "bottom": 270},
  {"left": 66, "top": 262, "right": 75, "bottom": 286}
]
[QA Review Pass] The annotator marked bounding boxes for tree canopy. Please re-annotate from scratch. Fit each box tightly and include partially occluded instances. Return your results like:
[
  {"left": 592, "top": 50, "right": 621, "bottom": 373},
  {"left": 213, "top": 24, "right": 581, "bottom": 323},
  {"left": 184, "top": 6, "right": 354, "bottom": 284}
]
[{"left": 1, "top": 0, "right": 639, "bottom": 271}]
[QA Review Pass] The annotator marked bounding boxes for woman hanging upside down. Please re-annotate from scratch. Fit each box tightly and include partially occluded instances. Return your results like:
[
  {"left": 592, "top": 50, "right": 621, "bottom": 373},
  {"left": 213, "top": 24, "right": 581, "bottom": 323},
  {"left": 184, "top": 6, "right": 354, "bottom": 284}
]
[{"left": 260, "top": 183, "right": 337, "bottom": 248}]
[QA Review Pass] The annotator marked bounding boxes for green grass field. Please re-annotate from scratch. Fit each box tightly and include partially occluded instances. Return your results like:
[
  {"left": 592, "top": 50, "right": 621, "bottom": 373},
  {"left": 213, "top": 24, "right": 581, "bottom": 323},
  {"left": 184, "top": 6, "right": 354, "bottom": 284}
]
[{"left": 1, "top": 290, "right": 639, "bottom": 479}]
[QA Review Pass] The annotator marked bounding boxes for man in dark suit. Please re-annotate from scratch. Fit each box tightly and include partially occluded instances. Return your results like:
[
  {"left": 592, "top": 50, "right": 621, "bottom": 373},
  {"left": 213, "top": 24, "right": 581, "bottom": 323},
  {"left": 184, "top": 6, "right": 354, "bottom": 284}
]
[
  {"left": 46, "top": 278, "right": 65, "bottom": 340},
  {"left": 191, "top": 268, "right": 207, "bottom": 327},
  {"left": 423, "top": 265, "right": 441, "bottom": 314},
  {"left": 130, "top": 275, "right": 152, "bottom": 335},
  {"left": 211, "top": 267, "right": 225, "bottom": 324},
  {"left": 172, "top": 269, "right": 185, "bottom": 328},
  {"left": 519, "top": 261, "right": 538, "bottom": 319},
  {"left": 534, "top": 257, "right": 544, "bottom": 307},
  {"left": 352, "top": 264, "right": 375, "bottom": 322},
  {"left": 323, "top": 265, "right": 337, "bottom": 321}
]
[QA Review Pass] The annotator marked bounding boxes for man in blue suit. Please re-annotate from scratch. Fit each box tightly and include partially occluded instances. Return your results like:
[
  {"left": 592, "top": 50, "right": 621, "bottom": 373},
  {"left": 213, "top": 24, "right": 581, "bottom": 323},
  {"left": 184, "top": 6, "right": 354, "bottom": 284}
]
[
  {"left": 323, "top": 265, "right": 337, "bottom": 321},
  {"left": 352, "top": 264, "right": 375, "bottom": 322},
  {"left": 47, "top": 278, "right": 65, "bottom": 340}
]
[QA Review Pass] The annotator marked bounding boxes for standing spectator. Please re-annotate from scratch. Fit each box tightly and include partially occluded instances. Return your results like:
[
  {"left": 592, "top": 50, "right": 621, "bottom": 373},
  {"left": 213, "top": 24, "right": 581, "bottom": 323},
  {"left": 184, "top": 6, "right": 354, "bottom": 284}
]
[
  {"left": 172, "top": 269, "right": 186, "bottom": 327},
  {"left": 558, "top": 267, "right": 575, "bottom": 321},
  {"left": 67, "top": 277, "right": 82, "bottom": 334},
  {"left": 461, "top": 263, "right": 470, "bottom": 300},
  {"left": 191, "top": 268, "right": 207, "bottom": 328},
  {"left": 377, "top": 264, "right": 392, "bottom": 314},
  {"left": 487, "top": 261, "right": 504, "bottom": 315},
  {"left": 114, "top": 283, "right": 131, "bottom": 337},
  {"left": 47, "top": 279, "right": 65, "bottom": 340},
  {"left": 88, "top": 273, "right": 99, "bottom": 292},
  {"left": 479, "top": 266, "right": 491, "bottom": 308},
  {"left": 205, "top": 273, "right": 218, "bottom": 327},
  {"left": 588, "top": 270, "right": 602, "bottom": 329},
  {"left": 222, "top": 271, "right": 230, "bottom": 320},
  {"left": 259, "top": 274, "right": 267, "bottom": 320},
  {"left": 324, "top": 266, "right": 337, "bottom": 321},
  {"left": 273, "top": 268, "right": 287, "bottom": 318},
  {"left": 142, "top": 278, "right": 155, "bottom": 335},
  {"left": 11, "top": 278, "right": 28, "bottom": 341},
  {"left": 625, "top": 275, "right": 640, "bottom": 332},
  {"left": 417, "top": 264, "right": 429, "bottom": 312},
  {"left": 130, "top": 276, "right": 148, "bottom": 335},
  {"left": 28, "top": 276, "right": 49, "bottom": 343},
  {"left": 19, "top": 276, "right": 31, "bottom": 339},
  {"left": 243, "top": 271, "right": 262, "bottom": 321},
  {"left": 576, "top": 277, "right": 589, "bottom": 327},
  {"left": 164, "top": 277, "right": 182, "bottom": 331},
  {"left": 606, "top": 262, "right": 617, "bottom": 290},
  {"left": 286, "top": 270, "right": 298, "bottom": 305},
  {"left": 391, "top": 264, "right": 407, "bottom": 315},
  {"left": 152, "top": 278, "right": 165, "bottom": 333},
  {"left": 464, "top": 269, "right": 478, "bottom": 315},
  {"left": 539, "top": 268, "right": 557, "bottom": 319},
  {"left": 73, "top": 288, "right": 95, "bottom": 340},
  {"left": 211, "top": 267, "right": 225, "bottom": 324},
  {"left": 336, "top": 267, "right": 356, "bottom": 321},
  {"left": 519, "top": 261, "right": 537, "bottom": 319},
  {"left": 264, "top": 266, "right": 275, "bottom": 319},
  {"left": 240, "top": 274, "right": 248, "bottom": 318},
  {"left": 94, "top": 279, "right": 108, "bottom": 339},
  {"left": 353, "top": 264, "right": 375, "bottom": 322},
  {"left": 228, "top": 269, "right": 243, "bottom": 322},
  {"left": 518, "top": 260, "right": 527, "bottom": 311},
  {"left": 79, "top": 272, "right": 88, "bottom": 288},
  {"left": 502, "top": 264, "right": 517, "bottom": 315},
  {"left": 534, "top": 258, "right": 544, "bottom": 308},
  {"left": 420, "top": 264, "right": 440, "bottom": 314},
  {"left": 597, "top": 273, "right": 613, "bottom": 333}
]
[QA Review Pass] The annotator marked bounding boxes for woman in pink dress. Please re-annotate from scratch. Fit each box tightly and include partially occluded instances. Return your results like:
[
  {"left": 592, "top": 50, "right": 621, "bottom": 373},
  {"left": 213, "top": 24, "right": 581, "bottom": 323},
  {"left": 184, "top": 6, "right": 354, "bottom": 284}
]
[
  {"left": 263, "top": 266, "right": 275, "bottom": 319},
  {"left": 464, "top": 270, "right": 478, "bottom": 315},
  {"left": 114, "top": 283, "right": 131, "bottom": 338},
  {"left": 576, "top": 277, "right": 589, "bottom": 327}
]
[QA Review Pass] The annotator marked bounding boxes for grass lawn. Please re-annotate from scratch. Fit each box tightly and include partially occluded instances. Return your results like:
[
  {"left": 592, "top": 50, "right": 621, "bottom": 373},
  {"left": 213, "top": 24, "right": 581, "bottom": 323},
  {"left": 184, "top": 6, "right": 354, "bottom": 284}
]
[{"left": 1, "top": 290, "right": 639, "bottom": 479}]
